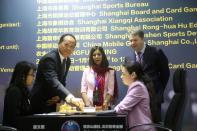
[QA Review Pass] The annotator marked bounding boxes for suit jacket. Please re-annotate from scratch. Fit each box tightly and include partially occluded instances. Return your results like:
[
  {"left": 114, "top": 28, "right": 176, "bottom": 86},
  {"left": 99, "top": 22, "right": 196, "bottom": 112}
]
[
  {"left": 133, "top": 45, "right": 170, "bottom": 103},
  {"left": 3, "top": 85, "right": 31, "bottom": 128},
  {"left": 31, "top": 49, "right": 71, "bottom": 113}
]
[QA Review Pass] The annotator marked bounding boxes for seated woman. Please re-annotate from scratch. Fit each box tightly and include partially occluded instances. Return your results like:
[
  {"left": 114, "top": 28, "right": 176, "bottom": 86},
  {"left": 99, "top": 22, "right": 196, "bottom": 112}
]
[
  {"left": 81, "top": 46, "right": 118, "bottom": 109},
  {"left": 3, "top": 61, "right": 36, "bottom": 128},
  {"left": 114, "top": 61, "right": 158, "bottom": 130}
]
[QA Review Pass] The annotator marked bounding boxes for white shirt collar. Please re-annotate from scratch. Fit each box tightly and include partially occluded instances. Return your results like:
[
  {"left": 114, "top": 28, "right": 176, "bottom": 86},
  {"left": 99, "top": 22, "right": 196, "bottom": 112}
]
[
  {"left": 58, "top": 49, "right": 66, "bottom": 63},
  {"left": 135, "top": 43, "right": 146, "bottom": 56}
]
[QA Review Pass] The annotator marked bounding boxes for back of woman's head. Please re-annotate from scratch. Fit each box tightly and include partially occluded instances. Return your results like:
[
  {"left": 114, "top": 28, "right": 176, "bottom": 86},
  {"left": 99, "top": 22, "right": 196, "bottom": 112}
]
[
  {"left": 10, "top": 61, "right": 36, "bottom": 87},
  {"left": 89, "top": 46, "right": 109, "bottom": 67},
  {"left": 122, "top": 61, "right": 144, "bottom": 80}
]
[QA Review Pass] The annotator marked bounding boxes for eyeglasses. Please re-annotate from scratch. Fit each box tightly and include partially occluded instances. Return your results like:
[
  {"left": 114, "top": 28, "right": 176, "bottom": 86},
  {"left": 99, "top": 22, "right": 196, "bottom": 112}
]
[
  {"left": 28, "top": 74, "right": 35, "bottom": 77},
  {"left": 121, "top": 72, "right": 130, "bottom": 77},
  {"left": 63, "top": 41, "right": 76, "bottom": 49}
]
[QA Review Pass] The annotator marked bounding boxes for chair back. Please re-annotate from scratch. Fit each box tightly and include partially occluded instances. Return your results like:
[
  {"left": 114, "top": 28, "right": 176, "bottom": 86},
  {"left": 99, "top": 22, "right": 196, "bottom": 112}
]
[{"left": 164, "top": 68, "right": 187, "bottom": 131}]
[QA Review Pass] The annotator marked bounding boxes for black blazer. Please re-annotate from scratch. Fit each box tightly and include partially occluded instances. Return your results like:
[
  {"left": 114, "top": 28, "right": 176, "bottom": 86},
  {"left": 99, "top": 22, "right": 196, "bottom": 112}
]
[
  {"left": 134, "top": 45, "right": 170, "bottom": 103},
  {"left": 31, "top": 49, "right": 71, "bottom": 113},
  {"left": 3, "top": 85, "right": 31, "bottom": 128}
]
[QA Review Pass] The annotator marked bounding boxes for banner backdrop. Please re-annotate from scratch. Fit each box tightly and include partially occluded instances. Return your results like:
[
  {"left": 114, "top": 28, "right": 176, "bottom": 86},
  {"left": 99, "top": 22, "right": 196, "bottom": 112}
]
[{"left": 0, "top": 0, "right": 197, "bottom": 129}]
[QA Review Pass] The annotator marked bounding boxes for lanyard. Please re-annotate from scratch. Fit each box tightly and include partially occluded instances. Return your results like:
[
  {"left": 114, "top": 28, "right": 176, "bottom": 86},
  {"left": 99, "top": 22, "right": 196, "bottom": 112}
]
[{"left": 94, "top": 73, "right": 99, "bottom": 90}]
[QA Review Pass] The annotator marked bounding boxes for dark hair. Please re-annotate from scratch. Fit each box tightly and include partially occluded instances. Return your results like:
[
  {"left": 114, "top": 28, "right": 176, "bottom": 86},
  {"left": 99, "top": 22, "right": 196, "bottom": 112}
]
[
  {"left": 130, "top": 29, "right": 144, "bottom": 39},
  {"left": 89, "top": 46, "right": 109, "bottom": 67},
  {"left": 122, "top": 61, "right": 160, "bottom": 123},
  {"left": 58, "top": 33, "right": 76, "bottom": 45},
  {"left": 9, "top": 61, "right": 36, "bottom": 88}
]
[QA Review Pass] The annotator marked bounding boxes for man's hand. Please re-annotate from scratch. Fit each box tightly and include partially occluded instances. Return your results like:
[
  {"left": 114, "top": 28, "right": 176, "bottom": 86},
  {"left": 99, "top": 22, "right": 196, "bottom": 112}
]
[
  {"left": 46, "top": 96, "right": 60, "bottom": 106},
  {"left": 70, "top": 97, "right": 84, "bottom": 111}
]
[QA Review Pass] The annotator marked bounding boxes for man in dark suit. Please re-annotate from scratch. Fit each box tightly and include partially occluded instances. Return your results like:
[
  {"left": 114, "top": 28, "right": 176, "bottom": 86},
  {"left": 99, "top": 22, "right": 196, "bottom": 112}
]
[
  {"left": 129, "top": 29, "right": 170, "bottom": 120},
  {"left": 31, "top": 34, "right": 84, "bottom": 113}
]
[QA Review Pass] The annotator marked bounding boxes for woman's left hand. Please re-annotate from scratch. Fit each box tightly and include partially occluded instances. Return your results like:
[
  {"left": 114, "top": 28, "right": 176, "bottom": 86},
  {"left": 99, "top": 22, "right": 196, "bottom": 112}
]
[{"left": 102, "top": 102, "right": 109, "bottom": 110}]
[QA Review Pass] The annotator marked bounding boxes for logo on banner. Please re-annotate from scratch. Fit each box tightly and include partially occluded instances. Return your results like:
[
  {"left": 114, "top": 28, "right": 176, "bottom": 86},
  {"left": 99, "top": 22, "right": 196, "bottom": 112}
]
[{"left": 61, "top": 120, "right": 80, "bottom": 131}]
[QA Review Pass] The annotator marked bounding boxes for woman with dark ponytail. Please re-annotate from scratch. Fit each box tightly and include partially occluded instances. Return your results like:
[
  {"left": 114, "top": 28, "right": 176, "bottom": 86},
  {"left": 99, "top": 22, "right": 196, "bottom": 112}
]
[
  {"left": 3, "top": 61, "right": 36, "bottom": 128},
  {"left": 114, "top": 61, "right": 159, "bottom": 130}
]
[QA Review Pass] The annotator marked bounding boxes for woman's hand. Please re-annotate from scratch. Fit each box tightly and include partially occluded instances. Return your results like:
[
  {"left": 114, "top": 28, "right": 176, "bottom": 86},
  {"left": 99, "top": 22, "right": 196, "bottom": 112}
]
[{"left": 102, "top": 101, "right": 109, "bottom": 110}]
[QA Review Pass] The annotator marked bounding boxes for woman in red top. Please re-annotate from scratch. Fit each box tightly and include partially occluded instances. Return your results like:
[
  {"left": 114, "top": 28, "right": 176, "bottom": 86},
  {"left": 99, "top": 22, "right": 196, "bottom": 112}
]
[{"left": 81, "top": 46, "right": 118, "bottom": 109}]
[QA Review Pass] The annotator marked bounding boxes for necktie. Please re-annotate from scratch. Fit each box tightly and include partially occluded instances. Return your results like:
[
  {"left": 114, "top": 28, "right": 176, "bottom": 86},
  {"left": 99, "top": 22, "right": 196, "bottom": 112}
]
[
  {"left": 137, "top": 52, "right": 142, "bottom": 64},
  {"left": 62, "top": 59, "right": 66, "bottom": 72},
  {"left": 61, "top": 59, "right": 66, "bottom": 81}
]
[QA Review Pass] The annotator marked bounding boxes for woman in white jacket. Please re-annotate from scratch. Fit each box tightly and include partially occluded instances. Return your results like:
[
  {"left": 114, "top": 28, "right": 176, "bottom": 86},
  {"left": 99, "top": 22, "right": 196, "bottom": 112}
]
[{"left": 81, "top": 46, "right": 118, "bottom": 109}]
